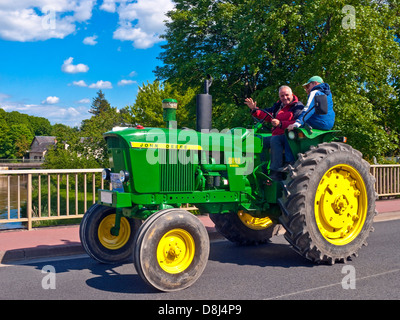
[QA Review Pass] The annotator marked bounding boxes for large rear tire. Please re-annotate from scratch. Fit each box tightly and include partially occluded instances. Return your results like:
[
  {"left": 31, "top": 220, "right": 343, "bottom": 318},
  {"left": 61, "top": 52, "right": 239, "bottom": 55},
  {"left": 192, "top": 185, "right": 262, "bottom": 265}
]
[
  {"left": 80, "top": 204, "right": 141, "bottom": 264},
  {"left": 133, "top": 208, "right": 209, "bottom": 292},
  {"left": 279, "top": 142, "right": 376, "bottom": 264}
]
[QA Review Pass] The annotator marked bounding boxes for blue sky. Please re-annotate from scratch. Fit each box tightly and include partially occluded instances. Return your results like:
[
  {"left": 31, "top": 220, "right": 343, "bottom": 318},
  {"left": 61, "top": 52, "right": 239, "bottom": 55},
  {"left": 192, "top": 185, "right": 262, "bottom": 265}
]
[{"left": 0, "top": 0, "right": 174, "bottom": 127}]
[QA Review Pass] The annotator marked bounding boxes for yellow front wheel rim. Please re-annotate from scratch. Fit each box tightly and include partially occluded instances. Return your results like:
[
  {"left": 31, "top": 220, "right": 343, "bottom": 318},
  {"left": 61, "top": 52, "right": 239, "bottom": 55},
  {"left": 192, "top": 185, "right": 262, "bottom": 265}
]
[
  {"left": 238, "top": 211, "right": 274, "bottom": 230},
  {"left": 157, "top": 229, "right": 195, "bottom": 274},
  {"left": 314, "top": 164, "right": 368, "bottom": 246},
  {"left": 98, "top": 214, "right": 131, "bottom": 250}
]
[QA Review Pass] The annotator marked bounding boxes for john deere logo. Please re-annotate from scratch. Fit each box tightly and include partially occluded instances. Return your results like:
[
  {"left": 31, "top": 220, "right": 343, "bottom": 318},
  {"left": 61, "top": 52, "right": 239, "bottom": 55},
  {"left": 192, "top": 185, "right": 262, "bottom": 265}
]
[{"left": 131, "top": 142, "right": 202, "bottom": 150}]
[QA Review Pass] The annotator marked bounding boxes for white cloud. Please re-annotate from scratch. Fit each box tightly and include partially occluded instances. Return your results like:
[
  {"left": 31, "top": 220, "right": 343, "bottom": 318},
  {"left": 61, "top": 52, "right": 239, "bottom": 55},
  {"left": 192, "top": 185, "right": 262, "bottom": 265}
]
[
  {"left": 113, "top": 23, "right": 155, "bottom": 49},
  {"left": 100, "top": 0, "right": 118, "bottom": 13},
  {"left": 118, "top": 79, "right": 136, "bottom": 86},
  {"left": 64, "top": 107, "right": 81, "bottom": 117},
  {"left": 71, "top": 80, "right": 113, "bottom": 89},
  {"left": 72, "top": 80, "right": 88, "bottom": 87},
  {"left": 83, "top": 35, "right": 98, "bottom": 45},
  {"left": 42, "top": 96, "right": 60, "bottom": 104},
  {"left": 0, "top": 92, "right": 91, "bottom": 127},
  {"left": 103, "top": 0, "right": 174, "bottom": 49},
  {"left": 0, "top": 1, "right": 96, "bottom": 42},
  {"left": 62, "top": 57, "right": 89, "bottom": 74},
  {"left": 88, "top": 80, "right": 113, "bottom": 89},
  {"left": 0, "top": 101, "right": 87, "bottom": 126},
  {"left": 72, "top": 0, "right": 96, "bottom": 21},
  {"left": 0, "top": 0, "right": 173, "bottom": 47},
  {"left": 44, "top": 106, "right": 85, "bottom": 127},
  {"left": 77, "top": 98, "right": 91, "bottom": 104},
  {"left": 0, "top": 93, "right": 11, "bottom": 101}
]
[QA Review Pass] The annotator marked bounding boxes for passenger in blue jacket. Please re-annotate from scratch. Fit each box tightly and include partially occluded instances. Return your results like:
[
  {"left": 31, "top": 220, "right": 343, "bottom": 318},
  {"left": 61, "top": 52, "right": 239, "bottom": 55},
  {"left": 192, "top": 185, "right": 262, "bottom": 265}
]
[{"left": 287, "top": 76, "right": 335, "bottom": 131}]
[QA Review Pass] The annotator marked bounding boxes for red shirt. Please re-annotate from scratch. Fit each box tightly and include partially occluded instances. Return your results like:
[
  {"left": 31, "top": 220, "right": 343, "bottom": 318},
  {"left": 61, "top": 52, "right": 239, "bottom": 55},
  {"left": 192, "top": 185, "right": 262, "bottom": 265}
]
[{"left": 252, "top": 95, "right": 303, "bottom": 136}]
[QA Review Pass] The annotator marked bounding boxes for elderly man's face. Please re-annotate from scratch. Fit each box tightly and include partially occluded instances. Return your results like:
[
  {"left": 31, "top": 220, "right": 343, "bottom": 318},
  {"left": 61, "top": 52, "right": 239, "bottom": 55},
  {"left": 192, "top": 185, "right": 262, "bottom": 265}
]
[
  {"left": 304, "top": 82, "right": 318, "bottom": 94},
  {"left": 279, "top": 87, "right": 293, "bottom": 106}
]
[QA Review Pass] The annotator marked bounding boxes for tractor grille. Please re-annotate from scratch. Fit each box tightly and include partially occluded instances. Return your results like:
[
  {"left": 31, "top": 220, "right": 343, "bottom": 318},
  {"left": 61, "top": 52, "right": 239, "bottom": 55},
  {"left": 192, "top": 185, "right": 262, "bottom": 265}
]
[{"left": 160, "top": 149, "right": 196, "bottom": 192}]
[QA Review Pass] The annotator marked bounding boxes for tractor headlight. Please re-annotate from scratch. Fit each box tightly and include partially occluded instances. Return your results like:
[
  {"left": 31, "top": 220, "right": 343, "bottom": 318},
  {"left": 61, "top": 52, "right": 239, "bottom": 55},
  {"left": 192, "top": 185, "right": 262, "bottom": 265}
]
[
  {"left": 288, "top": 131, "right": 296, "bottom": 140},
  {"left": 119, "top": 170, "right": 130, "bottom": 182},
  {"left": 102, "top": 169, "right": 111, "bottom": 181}
]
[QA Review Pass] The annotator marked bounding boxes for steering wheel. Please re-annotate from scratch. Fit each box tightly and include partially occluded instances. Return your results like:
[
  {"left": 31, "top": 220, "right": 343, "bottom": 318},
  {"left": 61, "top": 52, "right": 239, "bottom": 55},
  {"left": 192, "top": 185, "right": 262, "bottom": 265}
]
[{"left": 252, "top": 110, "right": 275, "bottom": 131}]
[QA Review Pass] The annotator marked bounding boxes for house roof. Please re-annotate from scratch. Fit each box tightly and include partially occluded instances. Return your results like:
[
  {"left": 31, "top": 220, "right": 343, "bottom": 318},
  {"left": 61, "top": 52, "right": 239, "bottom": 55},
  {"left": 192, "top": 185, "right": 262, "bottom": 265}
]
[{"left": 29, "top": 136, "right": 56, "bottom": 153}]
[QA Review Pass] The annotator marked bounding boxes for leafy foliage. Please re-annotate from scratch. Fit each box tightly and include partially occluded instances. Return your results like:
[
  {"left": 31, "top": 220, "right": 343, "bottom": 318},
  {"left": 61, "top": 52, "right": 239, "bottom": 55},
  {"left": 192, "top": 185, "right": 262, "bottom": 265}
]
[
  {"left": 125, "top": 80, "right": 197, "bottom": 129},
  {"left": 44, "top": 91, "right": 126, "bottom": 169},
  {"left": 88, "top": 90, "right": 112, "bottom": 116},
  {"left": 0, "top": 108, "right": 51, "bottom": 159},
  {"left": 155, "top": 0, "right": 400, "bottom": 160}
]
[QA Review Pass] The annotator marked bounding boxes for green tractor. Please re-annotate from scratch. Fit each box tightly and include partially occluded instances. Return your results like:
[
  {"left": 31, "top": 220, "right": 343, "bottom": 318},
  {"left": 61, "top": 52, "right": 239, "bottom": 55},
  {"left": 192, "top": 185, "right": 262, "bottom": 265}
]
[{"left": 80, "top": 82, "right": 376, "bottom": 292}]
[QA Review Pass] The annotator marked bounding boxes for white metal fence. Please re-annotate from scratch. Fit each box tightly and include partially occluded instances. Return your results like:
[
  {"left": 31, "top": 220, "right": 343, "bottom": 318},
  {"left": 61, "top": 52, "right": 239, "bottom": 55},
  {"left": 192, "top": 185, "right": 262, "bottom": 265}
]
[
  {"left": 0, "top": 169, "right": 106, "bottom": 230},
  {"left": 370, "top": 164, "right": 400, "bottom": 197}
]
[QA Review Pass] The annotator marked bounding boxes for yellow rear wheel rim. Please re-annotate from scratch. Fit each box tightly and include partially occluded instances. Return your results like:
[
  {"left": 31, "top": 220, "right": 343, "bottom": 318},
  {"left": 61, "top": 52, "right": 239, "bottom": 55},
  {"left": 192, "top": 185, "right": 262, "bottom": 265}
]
[
  {"left": 157, "top": 229, "right": 195, "bottom": 274},
  {"left": 314, "top": 164, "right": 368, "bottom": 246},
  {"left": 98, "top": 214, "right": 131, "bottom": 250},
  {"left": 238, "top": 210, "right": 274, "bottom": 230}
]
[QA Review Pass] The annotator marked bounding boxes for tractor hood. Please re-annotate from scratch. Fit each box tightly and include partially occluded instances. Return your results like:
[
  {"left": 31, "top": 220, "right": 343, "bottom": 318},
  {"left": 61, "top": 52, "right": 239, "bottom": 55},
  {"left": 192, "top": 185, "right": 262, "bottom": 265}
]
[{"left": 103, "top": 126, "right": 262, "bottom": 153}]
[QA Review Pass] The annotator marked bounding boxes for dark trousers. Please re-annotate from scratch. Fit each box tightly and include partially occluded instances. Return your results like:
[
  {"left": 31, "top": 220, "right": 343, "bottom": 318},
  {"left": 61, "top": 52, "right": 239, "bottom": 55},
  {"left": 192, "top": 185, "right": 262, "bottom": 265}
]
[{"left": 262, "top": 135, "right": 294, "bottom": 171}]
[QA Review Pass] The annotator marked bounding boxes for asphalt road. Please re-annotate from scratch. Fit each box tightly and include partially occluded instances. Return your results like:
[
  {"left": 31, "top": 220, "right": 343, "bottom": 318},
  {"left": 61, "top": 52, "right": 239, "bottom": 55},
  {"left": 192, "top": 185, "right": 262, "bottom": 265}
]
[{"left": 1, "top": 219, "right": 399, "bottom": 302}]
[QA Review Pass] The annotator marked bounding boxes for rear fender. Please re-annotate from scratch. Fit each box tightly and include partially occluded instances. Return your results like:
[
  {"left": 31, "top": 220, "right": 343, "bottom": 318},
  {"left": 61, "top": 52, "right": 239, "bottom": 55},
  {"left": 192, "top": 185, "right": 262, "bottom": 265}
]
[{"left": 286, "top": 128, "right": 340, "bottom": 158}]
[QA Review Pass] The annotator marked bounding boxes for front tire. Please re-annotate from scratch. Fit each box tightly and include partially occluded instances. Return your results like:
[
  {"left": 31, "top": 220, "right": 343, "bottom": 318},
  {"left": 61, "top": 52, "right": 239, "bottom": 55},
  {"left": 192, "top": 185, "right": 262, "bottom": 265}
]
[
  {"left": 133, "top": 208, "right": 209, "bottom": 292},
  {"left": 80, "top": 204, "right": 141, "bottom": 264},
  {"left": 279, "top": 142, "right": 376, "bottom": 264}
]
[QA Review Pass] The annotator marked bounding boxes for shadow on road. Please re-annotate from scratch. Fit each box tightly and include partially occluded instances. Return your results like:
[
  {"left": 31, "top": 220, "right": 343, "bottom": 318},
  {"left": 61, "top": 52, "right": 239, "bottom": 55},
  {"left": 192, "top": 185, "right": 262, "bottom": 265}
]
[
  {"left": 208, "top": 237, "right": 314, "bottom": 268},
  {"left": 19, "top": 236, "right": 315, "bottom": 295},
  {"left": 22, "top": 256, "right": 158, "bottom": 294},
  {"left": 85, "top": 273, "right": 159, "bottom": 295}
]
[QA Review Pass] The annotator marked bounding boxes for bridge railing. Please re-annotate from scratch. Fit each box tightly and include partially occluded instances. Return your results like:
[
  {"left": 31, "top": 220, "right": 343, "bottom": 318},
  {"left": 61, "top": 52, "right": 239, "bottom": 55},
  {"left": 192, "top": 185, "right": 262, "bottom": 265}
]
[
  {"left": 370, "top": 164, "right": 400, "bottom": 197},
  {"left": 0, "top": 169, "right": 107, "bottom": 230},
  {"left": 0, "top": 159, "right": 44, "bottom": 163},
  {"left": 0, "top": 165, "right": 399, "bottom": 230}
]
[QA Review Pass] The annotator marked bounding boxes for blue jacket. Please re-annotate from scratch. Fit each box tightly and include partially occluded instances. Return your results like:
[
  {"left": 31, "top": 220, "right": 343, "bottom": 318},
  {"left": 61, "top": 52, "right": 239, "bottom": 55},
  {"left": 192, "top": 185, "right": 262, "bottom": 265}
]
[{"left": 295, "top": 83, "right": 335, "bottom": 130}]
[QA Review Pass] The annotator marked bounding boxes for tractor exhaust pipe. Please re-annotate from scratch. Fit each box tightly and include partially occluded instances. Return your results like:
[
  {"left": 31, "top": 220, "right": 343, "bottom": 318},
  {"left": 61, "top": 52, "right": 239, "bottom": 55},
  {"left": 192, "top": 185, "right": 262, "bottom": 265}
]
[
  {"left": 162, "top": 98, "right": 178, "bottom": 129},
  {"left": 196, "top": 75, "right": 213, "bottom": 132}
]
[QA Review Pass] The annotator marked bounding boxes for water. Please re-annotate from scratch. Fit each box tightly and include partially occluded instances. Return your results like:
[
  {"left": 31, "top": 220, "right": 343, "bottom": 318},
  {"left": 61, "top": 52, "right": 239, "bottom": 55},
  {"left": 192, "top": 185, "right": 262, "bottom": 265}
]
[{"left": 0, "top": 176, "right": 27, "bottom": 230}]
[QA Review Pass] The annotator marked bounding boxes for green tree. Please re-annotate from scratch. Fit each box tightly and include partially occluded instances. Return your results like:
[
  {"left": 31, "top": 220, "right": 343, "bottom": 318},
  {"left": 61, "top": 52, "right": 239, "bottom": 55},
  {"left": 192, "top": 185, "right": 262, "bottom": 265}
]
[
  {"left": 155, "top": 0, "right": 400, "bottom": 160},
  {"left": 45, "top": 91, "right": 125, "bottom": 169},
  {"left": 89, "top": 90, "right": 112, "bottom": 116},
  {"left": 0, "top": 111, "right": 12, "bottom": 158},
  {"left": 6, "top": 111, "right": 30, "bottom": 127},
  {"left": 0, "top": 109, "right": 52, "bottom": 158},
  {"left": 29, "top": 116, "right": 52, "bottom": 136},
  {"left": 80, "top": 107, "right": 126, "bottom": 167},
  {"left": 8, "top": 124, "right": 34, "bottom": 158},
  {"left": 125, "top": 81, "right": 197, "bottom": 129},
  {"left": 44, "top": 123, "right": 88, "bottom": 169},
  {"left": 0, "top": 108, "right": 35, "bottom": 158},
  {"left": 50, "top": 123, "right": 78, "bottom": 138}
]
